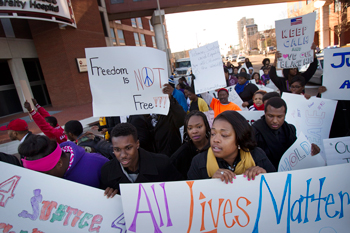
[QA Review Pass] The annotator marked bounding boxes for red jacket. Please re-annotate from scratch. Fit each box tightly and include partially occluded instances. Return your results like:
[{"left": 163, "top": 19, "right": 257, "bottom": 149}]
[{"left": 30, "top": 105, "right": 67, "bottom": 144}]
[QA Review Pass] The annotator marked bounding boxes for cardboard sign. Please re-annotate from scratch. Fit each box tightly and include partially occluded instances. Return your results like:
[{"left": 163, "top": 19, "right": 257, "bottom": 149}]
[
  {"left": 322, "top": 47, "right": 350, "bottom": 100},
  {"left": 278, "top": 132, "right": 326, "bottom": 172},
  {"left": 190, "top": 41, "right": 226, "bottom": 94},
  {"left": 207, "top": 87, "right": 248, "bottom": 111},
  {"left": 282, "top": 93, "right": 337, "bottom": 161},
  {"left": 323, "top": 136, "right": 350, "bottom": 165},
  {"left": 120, "top": 163, "right": 350, "bottom": 232},
  {"left": 275, "top": 12, "right": 316, "bottom": 69},
  {"left": 0, "top": 162, "right": 126, "bottom": 232},
  {"left": 0, "top": 0, "right": 76, "bottom": 27},
  {"left": 85, "top": 46, "right": 170, "bottom": 117}
]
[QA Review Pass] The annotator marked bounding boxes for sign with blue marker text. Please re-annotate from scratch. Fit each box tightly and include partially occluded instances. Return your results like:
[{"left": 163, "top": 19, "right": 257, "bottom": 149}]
[
  {"left": 120, "top": 163, "right": 350, "bottom": 232},
  {"left": 323, "top": 136, "right": 350, "bottom": 165},
  {"left": 282, "top": 93, "right": 337, "bottom": 162},
  {"left": 278, "top": 132, "right": 326, "bottom": 172},
  {"left": 275, "top": 12, "right": 316, "bottom": 69},
  {"left": 189, "top": 41, "right": 226, "bottom": 94},
  {"left": 0, "top": 161, "right": 126, "bottom": 232},
  {"left": 85, "top": 46, "right": 170, "bottom": 117},
  {"left": 322, "top": 47, "right": 350, "bottom": 100}
]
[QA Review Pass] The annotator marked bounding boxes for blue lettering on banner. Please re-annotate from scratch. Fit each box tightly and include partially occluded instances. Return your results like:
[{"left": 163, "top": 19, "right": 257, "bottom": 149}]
[
  {"left": 339, "top": 80, "right": 350, "bottom": 89},
  {"left": 331, "top": 52, "right": 350, "bottom": 68}
]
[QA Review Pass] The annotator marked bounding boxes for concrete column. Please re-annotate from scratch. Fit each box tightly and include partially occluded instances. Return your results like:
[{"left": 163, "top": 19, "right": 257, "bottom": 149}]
[
  {"left": 8, "top": 58, "right": 34, "bottom": 112},
  {"left": 151, "top": 9, "right": 171, "bottom": 77},
  {"left": 320, "top": 5, "right": 330, "bottom": 49}
]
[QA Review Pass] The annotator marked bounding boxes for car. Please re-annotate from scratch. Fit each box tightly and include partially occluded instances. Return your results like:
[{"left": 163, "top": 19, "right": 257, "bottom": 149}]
[
  {"left": 232, "top": 55, "right": 237, "bottom": 62},
  {"left": 237, "top": 56, "right": 246, "bottom": 63}
]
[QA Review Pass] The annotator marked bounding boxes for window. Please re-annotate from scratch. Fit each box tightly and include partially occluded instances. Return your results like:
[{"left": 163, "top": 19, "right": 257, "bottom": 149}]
[
  {"left": 334, "top": 0, "right": 340, "bottom": 12},
  {"left": 110, "top": 28, "right": 116, "bottom": 46},
  {"left": 152, "top": 36, "right": 156, "bottom": 47},
  {"left": 315, "top": 9, "right": 319, "bottom": 20},
  {"left": 111, "top": 0, "right": 124, "bottom": 3},
  {"left": 115, "top": 20, "right": 121, "bottom": 24},
  {"left": 117, "top": 30, "right": 125, "bottom": 45},
  {"left": 149, "top": 19, "right": 153, "bottom": 31},
  {"left": 137, "top": 17, "right": 143, "bottom": 29},
  {"left": 299, "top": 1, "right": 302, "bottom": 9},
  {"left": 294, "top": 3, "right": 298, "bottom": 12},
  {"left": 306, "top": 0, "right": 310, "bottom": 5},
  {"left": 134, "top": 32, "right": 140, "bottom": 46},
  {"left": 131, "top": 18, "right": 137, "bottom": 27},
  {"left": 140, "top": 34, "right": 146, "bottom": 46}
]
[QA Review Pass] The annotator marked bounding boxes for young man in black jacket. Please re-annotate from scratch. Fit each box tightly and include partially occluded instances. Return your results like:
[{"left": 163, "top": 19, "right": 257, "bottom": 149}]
[{"left": 102, "top": 123, "right": 182, "bottom": 198}]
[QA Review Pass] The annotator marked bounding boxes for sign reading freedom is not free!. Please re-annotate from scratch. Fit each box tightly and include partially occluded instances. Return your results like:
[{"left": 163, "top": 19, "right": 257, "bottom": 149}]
[
  {"left": 120, "top": 163, "right": 350, "bottom": 232},
  {"left": 85, "top": 46, "right": 170, "bottom": 117},
  {"left": 0, "top": 161, "right": 126, "bottom": 232},
  {"left": 275, "top": 12, "right": 316, "bottom": 69}
]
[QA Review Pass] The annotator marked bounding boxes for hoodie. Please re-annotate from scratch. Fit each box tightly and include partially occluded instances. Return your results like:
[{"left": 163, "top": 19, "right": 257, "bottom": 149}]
[{"left": 60, "top": 141, "right": 109, "bottom": 188}]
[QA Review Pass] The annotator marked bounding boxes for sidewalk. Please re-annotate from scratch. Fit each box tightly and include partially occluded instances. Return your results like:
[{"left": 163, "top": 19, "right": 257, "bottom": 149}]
[{"left": 0, "top": 103, "right": 98, "bottom": 154}]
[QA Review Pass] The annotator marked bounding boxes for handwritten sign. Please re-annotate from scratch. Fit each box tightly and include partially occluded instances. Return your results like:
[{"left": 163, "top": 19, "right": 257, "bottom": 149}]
[
  {"left": 278, "top": 132, "right": 326, "bottom": 172},
  {"left": 85, "top": 46, "right": 169, "bottom": 117},
  {"left": 207, "top": 86, "right": 248, "bottom": 111},
  {"left": 275, "top": 12, "right": 316, "bottom": 69},
  {"left": 322, "top": 47, "right": 350, "bottom": 100},
  {"left": 239, "top": 111, "right": 264, "bottom": 125},
  {"left": 282, "top": 93, "right": 337, "bottom": 161},
  {"left": 190, "top": 41, "right": 226, "bottom": 94},
  {"left": 0, "top": 161, "right": 126, "bottom": 232},
  {"left": 120, "top": 163, "right": 350, "bottom": 232},
  {"left": 324, "top": 136, "right": 350, "bottom": 165}
]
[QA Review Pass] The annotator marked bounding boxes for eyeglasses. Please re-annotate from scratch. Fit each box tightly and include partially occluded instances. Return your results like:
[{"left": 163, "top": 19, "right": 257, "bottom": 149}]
[{"left": 290, "top": 85, "right": 302, "bottom": 89}]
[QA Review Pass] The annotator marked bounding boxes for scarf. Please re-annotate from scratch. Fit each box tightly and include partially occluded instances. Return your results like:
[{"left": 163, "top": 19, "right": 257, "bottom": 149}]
[
  {"left": 254, "top": 103, "right": 265, "bottom": 111},
  {"left": 235, "top": 80, "right": 249, "bottom": 94},
  {"left": 206, "top": 147, "right": 256, "bottom": 177}
]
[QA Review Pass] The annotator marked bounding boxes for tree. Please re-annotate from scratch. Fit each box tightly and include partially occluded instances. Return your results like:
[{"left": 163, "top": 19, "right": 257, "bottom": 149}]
[{"left": 331, "top": 0, "right": 349, "bottom": 46}]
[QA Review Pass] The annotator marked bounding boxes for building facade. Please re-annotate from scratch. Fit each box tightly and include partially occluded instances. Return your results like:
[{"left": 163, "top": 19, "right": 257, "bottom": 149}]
[
  {"left": 237, "top": 17, "right": 255, "bottom": 50},
  {"left": 243, "top": 24, "right": 259, "bottom": 51}
]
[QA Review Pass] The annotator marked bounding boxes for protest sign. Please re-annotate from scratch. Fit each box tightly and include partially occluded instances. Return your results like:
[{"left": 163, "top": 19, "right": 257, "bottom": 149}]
[
  {"left": 207, "top": 86, "right": 248, "bottom": 111},
  {"left": 239, "top": 111, "right": 264, "bottom": 125},
  {"left": 275, "top": 12, "right": 316, "bottom": 69},
  {"left": 282, "top": 93, "right": 337, "bottom": 161},
  {"left": 85, "top": 46, "right": 169, "bottom": 117},
  {"left": 190, "top": 41, "right": 226, "bottom": 94},
  {"left": 0, "top": 161, "right": 125, "bottom": 232},
  {"left": 120, "top": 163, "right": 350, "bottom": 233},
  {"left": 278, "top": 132, "right": 326, "bottom": 172},
  {"left": 322, "top": 47, "right": 350, "bottom": 100},
  {"left": 204, "top": 110, "right": 215, "bottom": 127},
  {"left": 324, "top": 136, "right": 350, "bottom": 165}
]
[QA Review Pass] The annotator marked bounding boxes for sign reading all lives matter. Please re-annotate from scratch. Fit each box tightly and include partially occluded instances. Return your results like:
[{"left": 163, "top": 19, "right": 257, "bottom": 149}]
[
  {"left": 0, "top": 161, "right": 126, "bottom": 232},
  {"left": 322, "top": 47, "right": 350, "bottom": 100},
  {"left": 86, "top": 46, "right": 170, "bottom": 117},
  {"left": 189, "top": 41, "right": 226, "bottom": 94},
  {"left": 120, "top": 163, "right": 350, "bottom": 233},
  {"left": 278, "top": 132, "right": 325, "bottom": 172},
  {"left": 275, "top": 12, "right": 316, "bottom": 69},
  {"left": 324, "top": 136, "right": 350, "bottom": 165}
]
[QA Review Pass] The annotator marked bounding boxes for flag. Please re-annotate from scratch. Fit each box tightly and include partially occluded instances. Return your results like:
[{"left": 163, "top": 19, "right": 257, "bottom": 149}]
[{"left": 291, "top": 17, "right": 302, "bottom": 26}]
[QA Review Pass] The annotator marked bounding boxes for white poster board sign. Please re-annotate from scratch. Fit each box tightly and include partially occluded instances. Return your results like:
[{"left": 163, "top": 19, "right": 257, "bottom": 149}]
[
  {"left": 0, "top": 162, "right": 125, "bottom": 232},
  {"left": 204, "top": 110, "right": 215, "bottom": 128},
  {"left": 323, "top": 136, "right": 350, "bottom": 165},
  {"left": 239, "top": 111, "right": 264, "bottom": 125},
  {"left": 282, "top": 93, "right": 337, "bottom": 161},
  {"left": 190, "top": 41, "right": 226, "bottom": 94},
  {"left": 278, "top": 132, "right": 325, "bottom": 172},
  {"left": 207, "top": 87, "right": 248, "bottom": 111},
  {"left": 322, "top": 47, "right": 350, "bottom": 100},
  {"left": 0, "top": 0, "right": 76, "bottom": 27},
  {"left": 85, "top": 46, "right": 170, "bottom": 117},
  {"left": 275, "top": 12, "right": 316, "bottom": 69},
  {"left": 120, "top": 163, "right": 350, "bottom": 233}
]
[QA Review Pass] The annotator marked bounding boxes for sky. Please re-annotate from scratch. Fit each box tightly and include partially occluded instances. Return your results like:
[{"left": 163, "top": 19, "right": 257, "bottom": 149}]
[{"left": 165, "top": 3, "right": 288, "bottom": 54}]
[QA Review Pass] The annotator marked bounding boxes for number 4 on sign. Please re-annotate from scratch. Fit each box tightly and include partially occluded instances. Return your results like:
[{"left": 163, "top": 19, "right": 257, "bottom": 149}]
[{"left": 0, "top": 176, "right": 21, "bottom": 207}]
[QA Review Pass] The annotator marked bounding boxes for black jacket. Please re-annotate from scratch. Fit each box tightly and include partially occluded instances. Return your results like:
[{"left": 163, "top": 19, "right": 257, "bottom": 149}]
[
  {"left": 100, "top": 148, "right": 183, "bottom": 192},
  {"left": 252, "top": 116, "right": 297, "bottom": 170},
  {"left": 153, "top": 96, "right": 186, "bottom": 156},
  {"left": 236, "top": 83, "right": 259, "bottom": 106},
  {"left": 128, "top": 115, "right": 155, "bottom": 153},
  {"left": 269, "top": 56, "right": 318, "bottom": 93},
  {"left": 170, "top": 141, "right": 210, "bottom": 179},
  {"left": 0, "top": 152, "right": 21, "bottom": 166},
  {"left": 187, "top": 147, "right": 275, "bottom": 180}
]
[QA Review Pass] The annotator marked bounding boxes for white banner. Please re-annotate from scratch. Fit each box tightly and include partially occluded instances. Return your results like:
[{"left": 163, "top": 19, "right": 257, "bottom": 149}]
[
  {"left": 85, "top": 46, "right": 170, "bottom": 117},
  {"left": 275, "top": 12, "right": 316, "bottom": 69},
  {"left": 0, "top": 0, "right": 76, "bottom": 27},
  {"left": 322, "top": 47, "right": 350, "bottom": 100},
  {"left": 120, "top": 163, "right": 350, "bottom": 232},
  {"left": 323, "top": 136, "right": 350, "bottom": 165},
  {"left": 282, "top": 93, "right": 337, "bottom": 161},
  {"left": 190, "top": 41, "right": 226, "bottom": 94},
  {"left": 207, "top": 86, "right": 248, "bottom": 111},
  {"left": 278, "top": 132, "right": 326, "bottom": 172},
  {"left": 0, "top": 162, "right": 126, "bottom": 232},
  {"left": 204, "top": 110, "right": 263, "bottom": 127}
]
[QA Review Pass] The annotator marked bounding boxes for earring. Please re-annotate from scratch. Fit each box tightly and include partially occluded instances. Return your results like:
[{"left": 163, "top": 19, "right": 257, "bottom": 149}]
[{"left": 238, "top": 145, "right": 241, "bottom": 150}]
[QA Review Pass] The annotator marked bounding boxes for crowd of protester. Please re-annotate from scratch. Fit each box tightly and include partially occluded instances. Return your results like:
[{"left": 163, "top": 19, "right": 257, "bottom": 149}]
[{"left": 0, "top": 42, "right": 349, "bottom": 199}]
